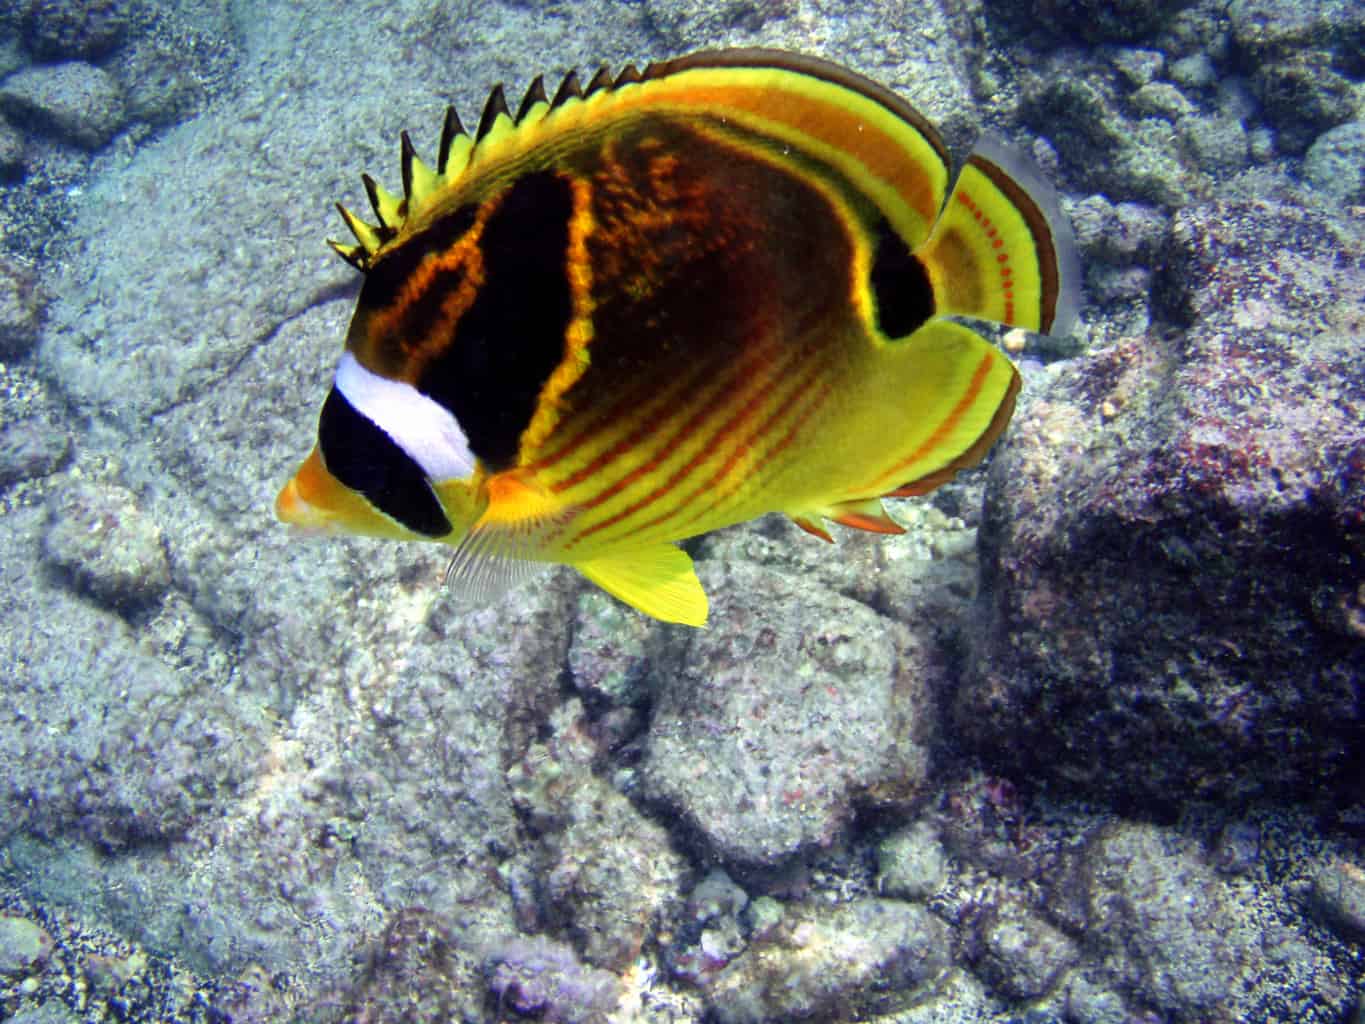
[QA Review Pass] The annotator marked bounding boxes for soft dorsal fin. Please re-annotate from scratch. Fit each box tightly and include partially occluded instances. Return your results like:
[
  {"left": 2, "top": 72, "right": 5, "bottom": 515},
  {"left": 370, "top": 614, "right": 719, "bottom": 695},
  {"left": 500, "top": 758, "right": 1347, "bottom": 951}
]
[{"left": 574, "top": 546, "right": 709, "bottom": 627}]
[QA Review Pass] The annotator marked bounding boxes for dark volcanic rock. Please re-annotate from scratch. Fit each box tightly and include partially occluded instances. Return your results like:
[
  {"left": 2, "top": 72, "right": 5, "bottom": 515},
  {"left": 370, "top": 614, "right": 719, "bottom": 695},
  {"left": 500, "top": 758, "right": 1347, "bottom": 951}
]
[{"left": 958, "top": 198, "right": 1365, "bottom": 806}]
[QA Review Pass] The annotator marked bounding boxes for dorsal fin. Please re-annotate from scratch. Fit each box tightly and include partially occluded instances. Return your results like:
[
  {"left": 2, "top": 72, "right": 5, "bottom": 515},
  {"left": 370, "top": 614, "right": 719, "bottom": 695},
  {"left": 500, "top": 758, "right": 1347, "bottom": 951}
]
[
  {"left": 361, "top": 173, "right": 402, "bottom": 232},
  {"left": 516, "top": 75, "right": 549, "bottom": 122},
  {"left": 551, "top": 69, "right": 582, "bottom": 108},
  {"left": 437, "top": 104, "right": 466, "bottom": 174},
  {"left": 327, "top": 49, "right": 956, "bottom": 275},
  {"left": 476, "top": 84, "right": 511, "bottom": 142},
  {"left": 399, "top": 131, "right": 416, "bottom": 198},
  {"left": 584, "top": 66, "right": 612, "bottom": 96}
]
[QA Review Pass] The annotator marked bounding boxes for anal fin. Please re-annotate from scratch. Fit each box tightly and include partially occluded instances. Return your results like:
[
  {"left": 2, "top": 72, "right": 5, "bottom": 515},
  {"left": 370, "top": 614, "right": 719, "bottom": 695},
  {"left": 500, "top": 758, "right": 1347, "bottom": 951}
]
[
  {"left": 791, "top": 499, "right": 907, "bottom": 540},
  {"left": 826, "top": 498, "right": 905, "bottom": 536},
  {"left": 574, "top": 545, "right": 708, "bottom": 627},
  {"left": 790, "top": 515, "right": 834, "bottom": 544}
]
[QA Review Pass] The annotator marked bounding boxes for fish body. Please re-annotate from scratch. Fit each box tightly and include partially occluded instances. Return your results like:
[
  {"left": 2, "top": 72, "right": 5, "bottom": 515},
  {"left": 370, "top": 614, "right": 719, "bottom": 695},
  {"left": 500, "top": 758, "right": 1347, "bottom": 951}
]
[{"left": 276, "top": 49, "right": 1080, "bottom": 626}]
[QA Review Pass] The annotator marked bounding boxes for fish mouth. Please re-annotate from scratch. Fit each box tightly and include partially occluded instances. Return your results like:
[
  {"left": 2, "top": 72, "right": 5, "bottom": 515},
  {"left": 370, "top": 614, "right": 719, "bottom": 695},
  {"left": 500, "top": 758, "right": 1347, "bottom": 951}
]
[
  {"left": 275, "top": 448, "right": 346, "bottom": 535},
  {"left": 275, "top": 476, "right": 332, "bottom": 534}
]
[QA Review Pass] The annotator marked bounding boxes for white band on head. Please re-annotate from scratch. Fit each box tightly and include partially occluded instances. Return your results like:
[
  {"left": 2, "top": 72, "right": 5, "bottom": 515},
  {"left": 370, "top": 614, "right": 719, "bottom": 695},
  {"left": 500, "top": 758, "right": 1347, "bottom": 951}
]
[{"left": 334, "top": 352, "right": 476, "bottom": 482}]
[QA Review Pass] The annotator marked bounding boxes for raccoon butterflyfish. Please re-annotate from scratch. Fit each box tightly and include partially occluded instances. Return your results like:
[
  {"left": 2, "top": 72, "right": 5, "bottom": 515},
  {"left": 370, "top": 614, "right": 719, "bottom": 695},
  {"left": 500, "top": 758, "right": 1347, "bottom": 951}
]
[{"left": 276, "top": 48, "right": 1080, "bottom": 627}]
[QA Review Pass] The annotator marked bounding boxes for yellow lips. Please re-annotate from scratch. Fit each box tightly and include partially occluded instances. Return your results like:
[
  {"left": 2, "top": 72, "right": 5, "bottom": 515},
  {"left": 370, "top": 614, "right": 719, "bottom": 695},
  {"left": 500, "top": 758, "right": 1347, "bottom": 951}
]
[{"left": 275, "top": 447, "right": 379, "bottom": 536}]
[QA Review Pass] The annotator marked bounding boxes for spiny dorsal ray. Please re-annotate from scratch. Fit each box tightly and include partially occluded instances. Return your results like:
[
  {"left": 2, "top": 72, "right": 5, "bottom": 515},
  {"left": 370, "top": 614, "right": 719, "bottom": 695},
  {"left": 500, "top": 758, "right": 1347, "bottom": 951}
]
[{"left": 330, "top": 62, "right": 652, "bottom": 271}]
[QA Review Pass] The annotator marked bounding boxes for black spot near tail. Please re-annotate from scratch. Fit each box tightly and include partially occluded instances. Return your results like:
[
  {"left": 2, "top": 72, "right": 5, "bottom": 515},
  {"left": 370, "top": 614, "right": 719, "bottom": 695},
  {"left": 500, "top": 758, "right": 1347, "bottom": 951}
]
[{"left": 870, "top": 218, "right": 934, "bottom": 338}]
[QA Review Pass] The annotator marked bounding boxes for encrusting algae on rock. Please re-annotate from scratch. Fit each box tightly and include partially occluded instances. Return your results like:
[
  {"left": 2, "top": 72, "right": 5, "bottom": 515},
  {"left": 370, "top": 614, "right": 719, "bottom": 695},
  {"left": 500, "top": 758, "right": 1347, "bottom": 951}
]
[{"left": 277, "top": 48, "right": 1079, "bottom": 625}]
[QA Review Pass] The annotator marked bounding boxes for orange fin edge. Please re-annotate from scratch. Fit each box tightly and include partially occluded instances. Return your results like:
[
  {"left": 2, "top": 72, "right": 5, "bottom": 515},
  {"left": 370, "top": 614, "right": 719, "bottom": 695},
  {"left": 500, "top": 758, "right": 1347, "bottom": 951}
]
[
  {"left": 790, "top": 515, "right": 835, "bottom": 544},
  {"left": 827, "top": 499, "right": 906, "bottom": 536}
]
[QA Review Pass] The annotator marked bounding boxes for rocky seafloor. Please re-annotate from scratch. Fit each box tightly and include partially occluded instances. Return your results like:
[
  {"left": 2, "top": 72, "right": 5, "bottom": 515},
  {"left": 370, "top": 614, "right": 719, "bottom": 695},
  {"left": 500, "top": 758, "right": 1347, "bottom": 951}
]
[{"left": 0, "top": 0, "right": 1362, "bottom": 1021}]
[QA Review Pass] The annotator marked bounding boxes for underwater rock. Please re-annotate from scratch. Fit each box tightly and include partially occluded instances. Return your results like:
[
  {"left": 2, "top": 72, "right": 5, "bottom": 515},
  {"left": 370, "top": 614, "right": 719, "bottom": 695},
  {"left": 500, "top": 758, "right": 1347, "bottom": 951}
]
[
  {"left": 509, "top": 701, "right": 689, "bottom": 971},
  {"left": 1306, "top": 856, "right": 1365, "bottom": 943},
  {"left": 485, "top": 934, "right": 623, "bottom": 1024},
  {"left": 1019, "top": 74, "right": 1191, "bottom": 208},
  {"left": 961, "top": 197, "right": 1365, "bottom": 805},
  {"left": 688, "top": 867, "right": 749, "bottom": 923},
  {"left": 0, "top": 62, "right": 125, "bottom": 150},
  {"left": 0, "top": 111, "right": 23, "bottom": 176},
  {"left": 1228, "top": 0, "right": 1365, "bottom": 66},
  {"left": 22, "top": 0, "right": 129, "bottom": 60},
  {"left": 0, "top": 258, "right": 43, "bottom": 359},
  {"left": 0, "top": 914, "right": 52, "bottom": 977},
  {"left": 703, "top": 897, "right": 951, "bottom": 1022},
  {"left": 643, "top": 559, "right": 933, "bottom": 866},
  {"left": 975, "top": 897, "right": 1080, "bottom": 1000},
  {"left": 105, "top": 5, "right": 237, "bottom": 132},
  {"left": 1250, "top": 52, "right": 1357, "bottom": 155},
  {"left": 1083, "top": 822, "right": 1348, "bottom": 1021},
  {"left": 0, "top": 34, "right": 25, "bottom": 79},
  {"left": 876, "top": 819, "right": 949, "bottom": 901},
  {"left": 113, "top": 36, "right": 209, "bottom": 129},
  {"left": 1179, "top": 112, "right": 1250, "bottom": 172},
  {"left": 1304, "top": 121, "right": 1365, "bottom": 205},
  {"left": 668, "top": 868, "right": 752, "bottom": 987},
  {"left": 702, "top": 504, "right": 980, "bottom": 634},
  {"left": 0, "top": 414, "right": 71, "bottom": 488},
  {"left": 568, "top": 588, "right": 656, "bottom": 707},
  {"left": 643, "top": 0, "right": 792, "bottom": 51},
  {"left": 4, "top": 505, "right": 266, "bottom": 851},
  {"left": 42, "top": 479, "right": 170, "bottom": 612},
  {"left": 340, "top": 908, "right": 485, "bottom": 1024},
  {"left": 1130, "top": 81, "right": 1195, "bottom": 121}
]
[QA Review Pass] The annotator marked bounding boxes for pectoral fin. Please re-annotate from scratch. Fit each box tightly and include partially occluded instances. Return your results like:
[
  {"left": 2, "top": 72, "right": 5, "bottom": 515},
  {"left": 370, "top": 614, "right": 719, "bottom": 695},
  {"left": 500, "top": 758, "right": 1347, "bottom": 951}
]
[{"left": 574, "top": 545, "right": 709, "bottom": 627}]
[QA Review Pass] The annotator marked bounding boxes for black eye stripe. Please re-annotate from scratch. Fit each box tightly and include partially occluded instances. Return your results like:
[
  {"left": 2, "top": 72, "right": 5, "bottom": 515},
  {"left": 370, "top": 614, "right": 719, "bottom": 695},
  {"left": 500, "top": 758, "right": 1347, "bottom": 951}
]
[
  {"left": 317, "top": 387, "right": 452, "bottom": 538},
  {"left": 417, "top": 170, "right": 574, "bottom": 470}
]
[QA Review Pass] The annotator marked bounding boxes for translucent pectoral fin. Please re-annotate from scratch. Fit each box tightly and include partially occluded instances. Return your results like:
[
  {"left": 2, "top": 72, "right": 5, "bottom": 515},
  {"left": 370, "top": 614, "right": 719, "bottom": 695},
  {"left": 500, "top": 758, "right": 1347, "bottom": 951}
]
[{"left": 574, "top": 546, "right": 709, "bottom": 627}]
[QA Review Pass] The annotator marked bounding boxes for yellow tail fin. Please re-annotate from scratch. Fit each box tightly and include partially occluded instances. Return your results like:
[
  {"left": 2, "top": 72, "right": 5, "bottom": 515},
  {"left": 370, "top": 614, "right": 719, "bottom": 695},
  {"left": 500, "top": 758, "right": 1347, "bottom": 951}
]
[{"left": 917, "top": 135, "right": 1079, "bottom": 336}]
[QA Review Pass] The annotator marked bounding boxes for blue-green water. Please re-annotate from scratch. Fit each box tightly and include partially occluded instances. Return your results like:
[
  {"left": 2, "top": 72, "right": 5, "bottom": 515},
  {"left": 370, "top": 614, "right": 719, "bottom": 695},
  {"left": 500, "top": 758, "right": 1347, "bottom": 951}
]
[{"left": 0, "top": 1, "right": 1361, "bottom": 1021}]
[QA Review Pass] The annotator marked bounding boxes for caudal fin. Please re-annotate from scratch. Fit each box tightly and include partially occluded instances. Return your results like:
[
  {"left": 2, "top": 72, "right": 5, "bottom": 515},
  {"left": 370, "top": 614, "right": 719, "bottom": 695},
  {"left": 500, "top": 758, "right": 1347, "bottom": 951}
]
[{"left": 916, "top": 135, "right": 1080, "bottom": 337}]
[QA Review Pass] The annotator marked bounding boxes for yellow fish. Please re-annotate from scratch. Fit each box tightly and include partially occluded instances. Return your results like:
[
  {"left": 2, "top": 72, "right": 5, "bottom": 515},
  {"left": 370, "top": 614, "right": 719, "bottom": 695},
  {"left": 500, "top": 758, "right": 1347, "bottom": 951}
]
[{"left": 276, "top": 48, "right": 1079, "bottom": 627}]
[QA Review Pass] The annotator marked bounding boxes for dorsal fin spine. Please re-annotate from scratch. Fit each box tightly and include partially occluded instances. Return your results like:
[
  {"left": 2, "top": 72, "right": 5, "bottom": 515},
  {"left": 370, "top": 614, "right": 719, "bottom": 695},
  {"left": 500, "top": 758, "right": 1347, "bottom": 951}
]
[
  {"left": 399, "top": 131, "right": 416, "bottom": 199},
  {"left": 585, "top": 66, "right": 612, "bottom": 96},
  {"left": 336, "top": 202, "right": 382, "bottom": 256},
  {"left": 327, "top": 237, "right": 367, "bottom": 270},
  {"left": 401, "top": 130, "right": 440, "bottom": 203},
  {"left": 330, "top": 61, "right": 653, "bottom": 269},
  {"left": 551, "top": 69, "right": 582, "bottom": 107},
  {"left": 361, "top": 173, "right": 404, "bottom": 230},
  {"left": 476, "top": 84, "right": 512, "bottom": 142},
  {"left": 516, "top": 75, "right": 549, "bottom": 123},
  {"left": 437, "top": 104, "right": 466, "bottom": 174}
]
